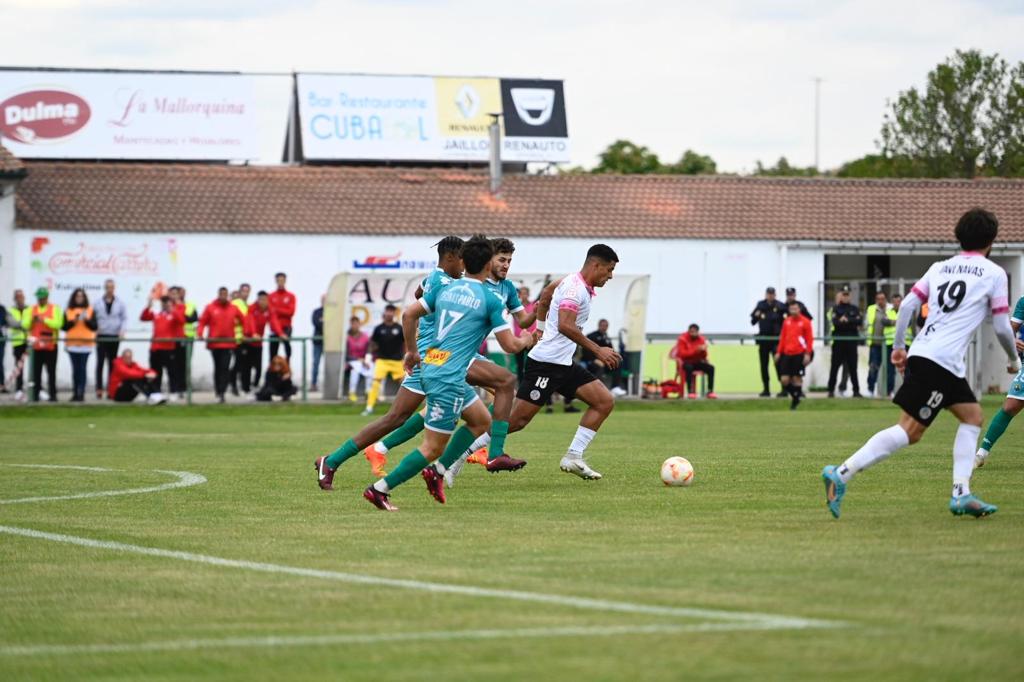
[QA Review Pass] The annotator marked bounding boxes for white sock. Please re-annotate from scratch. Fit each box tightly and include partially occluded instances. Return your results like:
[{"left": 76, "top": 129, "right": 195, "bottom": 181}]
[
  {"left": 952, "top": 423, "right": 980, "bottom": 497},
  {"left": 567, "top": 426, "right": 597, "bottom": 458},
  {"left": 373, "top": 442, "right": 389, "bottom": 455},
  {"left": 372, "top": 479, "right": 390, "bottom": 493},
  {"left": 466, "top": 433, "right": 490, "bottom": 455},
  {"left": 837, "top": 425, "right": 910, "bottom": 484}
]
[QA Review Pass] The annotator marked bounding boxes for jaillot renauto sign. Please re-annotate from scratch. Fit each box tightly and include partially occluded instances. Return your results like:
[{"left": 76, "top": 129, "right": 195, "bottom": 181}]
[
  {"left": 0, "top": 70, "right": 261, "bottom": 160},
  {"left": 296, "top": 74, "right": 570, "bottom": 163}
]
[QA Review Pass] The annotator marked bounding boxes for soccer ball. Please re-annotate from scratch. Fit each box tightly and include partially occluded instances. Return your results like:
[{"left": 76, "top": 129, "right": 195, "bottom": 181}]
[{"left": 660, "top": 456, "right": 694, "bottom": 487}]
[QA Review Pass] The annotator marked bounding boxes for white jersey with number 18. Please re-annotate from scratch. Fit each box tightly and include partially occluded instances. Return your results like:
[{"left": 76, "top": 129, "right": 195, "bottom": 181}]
[{"left": 907, "top": 252, "right": 1009, "bottom": 378}]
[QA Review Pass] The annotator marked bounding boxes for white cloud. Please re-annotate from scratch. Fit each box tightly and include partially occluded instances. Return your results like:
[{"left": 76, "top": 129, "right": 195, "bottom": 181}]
[{"left": 2, "top": 0, "right": 1022, "bottom": 171}]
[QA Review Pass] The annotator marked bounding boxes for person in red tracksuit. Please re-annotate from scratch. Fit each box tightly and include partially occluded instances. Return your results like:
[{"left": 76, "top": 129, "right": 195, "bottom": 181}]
[
  {"left": 140, "top": 295, "right": 186, "bottom": 396},
  {"left": 775, "top": 300, "right": 815, "bottom": 410},
  {"left": 244, "top": 290, "right": 285, "bottom": 389},
  {"left": 672, "top": 323, "right": 717, "bottom": 399},
  {"left": 268, "top": 272, "right": 295, "bottom": 360},
  {"left": 198, "top": 287, "right": 246, "bottom": 403},
  {"left": 108, "top": 349, "right": 164, "bottom": 403}
]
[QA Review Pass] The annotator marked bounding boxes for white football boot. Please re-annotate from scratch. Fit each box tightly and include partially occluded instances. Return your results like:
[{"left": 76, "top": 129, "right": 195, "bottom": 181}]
[{"left": 559, "top": 455, "right": 602, "bottom": 480}]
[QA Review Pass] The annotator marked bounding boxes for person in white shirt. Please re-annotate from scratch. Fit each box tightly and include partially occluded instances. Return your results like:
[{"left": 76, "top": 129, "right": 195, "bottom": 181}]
[
  {"left": 822, "top": 208, "right": 1019, "bottom": 519},
  {"left": 508, "top": 244, "right": 622, "bottom": 479}
]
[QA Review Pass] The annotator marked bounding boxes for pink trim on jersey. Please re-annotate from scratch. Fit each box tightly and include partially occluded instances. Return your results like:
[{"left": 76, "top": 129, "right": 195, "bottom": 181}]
[
  {"left": 559, "top": 300, "right": 580, "bottom": 313},
  {"left": 992, "top": 295, "right": 1009, "bottom": 312},
  {"left": 993, "top": 306, "right": 1010, "bottom": 314},
  {"left": 958, "top": 251, "right": 985, "bottom": 258},
  {"left": 575, "top": 272, "right": 596, "bottom": 297},
  {"left": 911, "top": 285, "right": 928, "bottom": 303}
]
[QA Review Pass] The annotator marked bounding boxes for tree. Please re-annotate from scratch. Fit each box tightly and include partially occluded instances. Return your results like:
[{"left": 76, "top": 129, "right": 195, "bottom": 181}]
[
  {"left": 593, "top": 139, "right": 662, "bottom": 174},
  {"left": 667, "top": 149, "right": 717, "bottom": 175},
  {"left": 880, "top": 49, "right": 1024, "bottom": 178},
  {"left": 753, "top": 157, "right": 819, "bottom": 177},
  {"left": 835, "top": 154, "right": 925, "bottom": 178}
]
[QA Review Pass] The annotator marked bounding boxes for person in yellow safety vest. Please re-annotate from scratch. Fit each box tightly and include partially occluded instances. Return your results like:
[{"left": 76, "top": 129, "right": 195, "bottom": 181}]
[
  {"left": 5, "top": 289, "right": 31, "bottom": 400},
  {"left": 29, "top": 287, "right": 64, "bottom": 402},
  {"left": 865, "top": 291, "right": 898, "bottom": 397},
  {"left": 172, "top": 285, "right": 198, "bottom": 400},
  {"left": 64, "top": 287, "right": 98, "bottom": 402},
  {"left": 229, "top": 283, "right": 251, "bottom": 395}
]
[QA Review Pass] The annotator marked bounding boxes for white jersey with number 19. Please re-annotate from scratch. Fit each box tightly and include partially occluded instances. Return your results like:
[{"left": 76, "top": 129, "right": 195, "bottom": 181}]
[{"left": 907, "top": 251, "right": 1009, "bottom": 378}]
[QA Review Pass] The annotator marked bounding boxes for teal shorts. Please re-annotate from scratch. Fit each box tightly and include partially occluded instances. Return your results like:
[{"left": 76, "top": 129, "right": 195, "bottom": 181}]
[
  {"left": 1008, "top": 365, "right": 1024, "bottom": 400},
  {"left": 422, "top": 377, "right": 480, "bottom": 434},
  {"left": 400, "top": 365, "right": 425, "bottom": 395}
]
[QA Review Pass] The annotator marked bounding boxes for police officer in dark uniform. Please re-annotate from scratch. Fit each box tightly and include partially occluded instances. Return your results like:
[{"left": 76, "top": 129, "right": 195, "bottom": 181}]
[
  {"left": 750, "top": 287, "right": 787, "bottom": 397},
  {"left": 784, "top": 286, "right": 812, "bottom": 321},
  {"left": 827, "top": 286, "right": 863, "bottom": 398}
]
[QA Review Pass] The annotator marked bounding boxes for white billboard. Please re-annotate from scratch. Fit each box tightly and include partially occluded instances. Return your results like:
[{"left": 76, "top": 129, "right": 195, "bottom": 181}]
[
  {"left": 0, "top": 70, "right": 261, "bottom": 160},
  {"left": 297, "top": 73, "right": 570, "bottom": 163}
]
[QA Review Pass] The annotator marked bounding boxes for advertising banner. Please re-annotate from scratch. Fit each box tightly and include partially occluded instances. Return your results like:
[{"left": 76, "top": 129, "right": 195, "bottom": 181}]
[
  {"left": 0, "top": 70, "right": 260, "bottom": 160},
  {"left": 27, "top": 233, "right": 180, "bottom": 332},
  {"left": 297, "top": 73, "right": 569, "bottom": 163}
]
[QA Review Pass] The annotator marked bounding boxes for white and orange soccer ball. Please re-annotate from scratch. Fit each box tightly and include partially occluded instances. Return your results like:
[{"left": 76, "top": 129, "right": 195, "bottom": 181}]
[{"left": 660, "top": 456, "right": 694, "bottom": 487}]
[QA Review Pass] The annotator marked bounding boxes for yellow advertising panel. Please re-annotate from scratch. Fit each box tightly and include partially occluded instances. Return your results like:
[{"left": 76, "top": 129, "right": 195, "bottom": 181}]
[{"left": 433, "top": 77, "right": 502, "bottom": 144}]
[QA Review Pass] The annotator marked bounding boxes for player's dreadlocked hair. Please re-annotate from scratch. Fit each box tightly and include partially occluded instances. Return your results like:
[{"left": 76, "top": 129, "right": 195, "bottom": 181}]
[
  {"left": 462, "top": 234, "right": 494, "bottom": 275},
  {"left": 435, "top": 235, "right": 465, "bottom": 258},
  {"left": 955, "top": 208, "right": 999, "bottom": 252},
  {"left": 491, "top": 238, "right": 515, "bottom": 255}
]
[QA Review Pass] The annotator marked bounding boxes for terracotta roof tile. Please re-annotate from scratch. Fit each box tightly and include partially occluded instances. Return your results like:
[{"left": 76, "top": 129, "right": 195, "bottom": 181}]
[
  {"left": 0, "top": 144, "right": 26, "bottom": 177},
  {"left": 13, "top": 162, "right": 1024, "bottom": 243}
]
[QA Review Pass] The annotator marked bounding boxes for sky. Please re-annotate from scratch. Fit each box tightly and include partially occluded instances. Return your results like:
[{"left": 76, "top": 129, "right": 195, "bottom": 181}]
[{"left": 3, "top": 0, "right": 1023, "bottom": 172}]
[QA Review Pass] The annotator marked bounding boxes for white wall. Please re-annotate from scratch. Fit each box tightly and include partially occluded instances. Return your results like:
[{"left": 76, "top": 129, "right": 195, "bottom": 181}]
[{"left": 0, "top": 182, "right": 15, "bottom": 307}]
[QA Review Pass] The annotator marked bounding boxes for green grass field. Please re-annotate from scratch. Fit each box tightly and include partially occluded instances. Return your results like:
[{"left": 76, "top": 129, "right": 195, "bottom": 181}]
[{"left": 1, "top": 399, "right": 1022, "bottom": 681}]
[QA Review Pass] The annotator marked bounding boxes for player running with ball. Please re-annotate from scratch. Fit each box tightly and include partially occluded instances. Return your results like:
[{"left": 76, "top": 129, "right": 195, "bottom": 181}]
[
  {"left": 362, "top": 235, "right": 535, "bottom": 511},
  {"left": 822, "top": 208, "right": 1019, "bottom": 519}
]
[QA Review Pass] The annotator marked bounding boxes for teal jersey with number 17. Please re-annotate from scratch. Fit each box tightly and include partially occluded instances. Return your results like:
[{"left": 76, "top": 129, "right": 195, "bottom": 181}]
[
  {"left": 419, "top": 278, "right": 509, "bottom": 383},
  {"left": 417, "top": 268, "right": 459, "bottom": 354}
]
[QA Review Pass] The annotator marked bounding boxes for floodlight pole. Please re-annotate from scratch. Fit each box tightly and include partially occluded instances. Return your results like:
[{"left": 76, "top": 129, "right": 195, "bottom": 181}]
[
  {"left": 488, "top": 113, "right": 503, "bottom": 195},
  {"left": 813, "top": 77, "right": 822, "bottom": 171}
]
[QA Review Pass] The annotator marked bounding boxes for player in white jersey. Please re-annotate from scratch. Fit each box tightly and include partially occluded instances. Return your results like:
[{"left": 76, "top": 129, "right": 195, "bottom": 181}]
[
  {"left": 507, "top": 244, "right": 622, "bottom": 479},
  {"left": 822, "top": 208, "right": 1020, "bottom": 518}
]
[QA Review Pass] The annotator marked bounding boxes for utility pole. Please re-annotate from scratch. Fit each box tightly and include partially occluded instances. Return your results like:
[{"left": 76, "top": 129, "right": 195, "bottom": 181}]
[{"left": 813, "top": 76, "right": 822, "bottom": 171}]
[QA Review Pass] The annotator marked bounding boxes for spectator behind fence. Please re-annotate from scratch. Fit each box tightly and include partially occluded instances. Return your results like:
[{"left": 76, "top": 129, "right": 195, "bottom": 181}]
[
  {"left": 750, "top": 286, "right": 787, "bottom": 397},
  {"left": 64, "top": 288, "right": 97, "bottom": 402},
  {"left": 198, "top": 287, "right": 245, "bottom": 403},
  {"left": 311, "top": 295, "right": 324, "bottom": 392},
  {"left": 866, "top": 291, "right": 897, "bottom": 397},
  {"left": 581, "top": 318, "right": 615, "bottom": 385},
  {"left": 256, "top": 355, "right": 297, "bottom": 402},
  {"left": 108, "top": 349, "right": 166, "bottom": 404},
  {"left": 784, "top": 287, "right": 813, "bottom": 320},
  {"left": 244, "top": 290, "right": 285, "bottom": 389},
  {"left": 94, "top": 278, "right": 127, "bottom": 399},
  {"left": 8, "top": 289, "right": 29, "bottom": 400},
  {"left": 0, "top": 295, "right": 7, "bottom": 392},
  {"left": 268, "top": 272, "right": 296, "bottom": 360},
  {"left": 512, "top": 285, "right": 537, "bottom": 385},
  {"left": 362, "top": 304, "right": 405, "bottom": 416},
  {"left": 671, "top": 323, "right": 718, "bottom": 399},
  {"left": 29, "top": 287, "right": 62, "bottom": 402},
  {"left": 346, "top": 316, "right": 372, "bottom": 401},
  {"left": 827, "top": 286, "right": 863, "bottom": 398},
  {"left": 228, "top": 283, "right": 252, "bottom": 396},
  {"left": 173, "top": 286, "right": 199, "bottom": 399},
  {"left": 141, "top": 294, "right": 185, "bottom": 398}
]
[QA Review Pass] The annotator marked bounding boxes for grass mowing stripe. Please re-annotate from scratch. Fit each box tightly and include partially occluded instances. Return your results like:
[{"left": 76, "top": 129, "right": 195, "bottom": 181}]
[
  {"left": 0, "top": 466, "right": 206, "bottom": 505},
  {"left": 0, "top": 622, "right": 804, "bottom": 657},
  {"left": 0, "top": 525, "right": 841, "bottom": 630}
]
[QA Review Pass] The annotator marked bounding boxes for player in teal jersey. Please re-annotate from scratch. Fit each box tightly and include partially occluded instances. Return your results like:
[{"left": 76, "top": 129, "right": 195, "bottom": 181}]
[
  {"left": 365, "top": 237, "right": 542, "bottom": 477},
  {"left": 363, "top": 235, "right": 537, "bottom": 511},
  {"left": 976, "top": 293, "right": 1024, "bottom": 467}
]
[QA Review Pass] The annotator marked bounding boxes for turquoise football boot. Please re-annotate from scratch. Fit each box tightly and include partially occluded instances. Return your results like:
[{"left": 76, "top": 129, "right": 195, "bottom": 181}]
[
  {"left": 821, "top": 465, "right": 846, "bottom": 519},
  {"left": 950, "top": 494, "right": 998, "bottom": 518}
]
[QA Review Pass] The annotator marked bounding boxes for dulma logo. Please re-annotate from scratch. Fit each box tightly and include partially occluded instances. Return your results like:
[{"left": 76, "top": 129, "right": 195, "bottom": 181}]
[{"left": 0, "top": 89, "right": 91, "bottom": 144}]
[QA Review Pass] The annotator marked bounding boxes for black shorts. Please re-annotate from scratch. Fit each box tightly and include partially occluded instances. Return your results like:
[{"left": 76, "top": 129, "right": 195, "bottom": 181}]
[
  {"left": 517, "top": 358, "right": 598, "bottom": 406},
  {"left": 777, "top": 353, "right": 806, "bottom": 377},
  {"left": 894, "top": 356, "right": 976, "bottom": 426}
]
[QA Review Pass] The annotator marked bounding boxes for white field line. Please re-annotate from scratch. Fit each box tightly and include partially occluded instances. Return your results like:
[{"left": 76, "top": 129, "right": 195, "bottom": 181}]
[
  {"left": 0, "top": 622, "right": 799, "bottom": 658},
  {"left": 0, "top": 465, "right": 206, "bottom": 505},
  {"left": 0, "top": 525, "right": 840, "bottom": 630}
]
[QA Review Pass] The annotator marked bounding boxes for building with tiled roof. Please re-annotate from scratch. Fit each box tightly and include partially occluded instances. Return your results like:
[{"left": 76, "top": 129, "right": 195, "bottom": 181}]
[{"left": 2, "top": 160, "right": 1023, "bottom": 394}]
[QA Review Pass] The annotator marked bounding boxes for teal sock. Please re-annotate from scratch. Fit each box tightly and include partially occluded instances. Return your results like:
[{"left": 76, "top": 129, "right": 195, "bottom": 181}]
[
  {"left": 383, "top": 450, "right": 430, "bottom": 490},
  {"left": 438, "top": 425, "right": 477, "bottom": 469},
  {"left": 381, "top": 413, "right": 426, "bottom": 450},
  {"left": 325, "top": 439, "right": 360, "bottom": 470},
  {"left": 981, "top": 408, "right": 1014, "bottom": 451},
  {"left": 487, "top": 421, "right": 509, "bottom": 461}
]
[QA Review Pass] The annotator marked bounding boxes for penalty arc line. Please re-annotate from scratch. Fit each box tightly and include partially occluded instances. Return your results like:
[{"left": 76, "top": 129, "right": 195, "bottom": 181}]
[
  {"left": 0, "top": 525, "right": 841, "bottom": 631},
  {"left": 0, "top": 466, "right": 207, "bottom": 505},
  {"left": 0, "top": 622, "right": 801, "bottom": 658}
]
